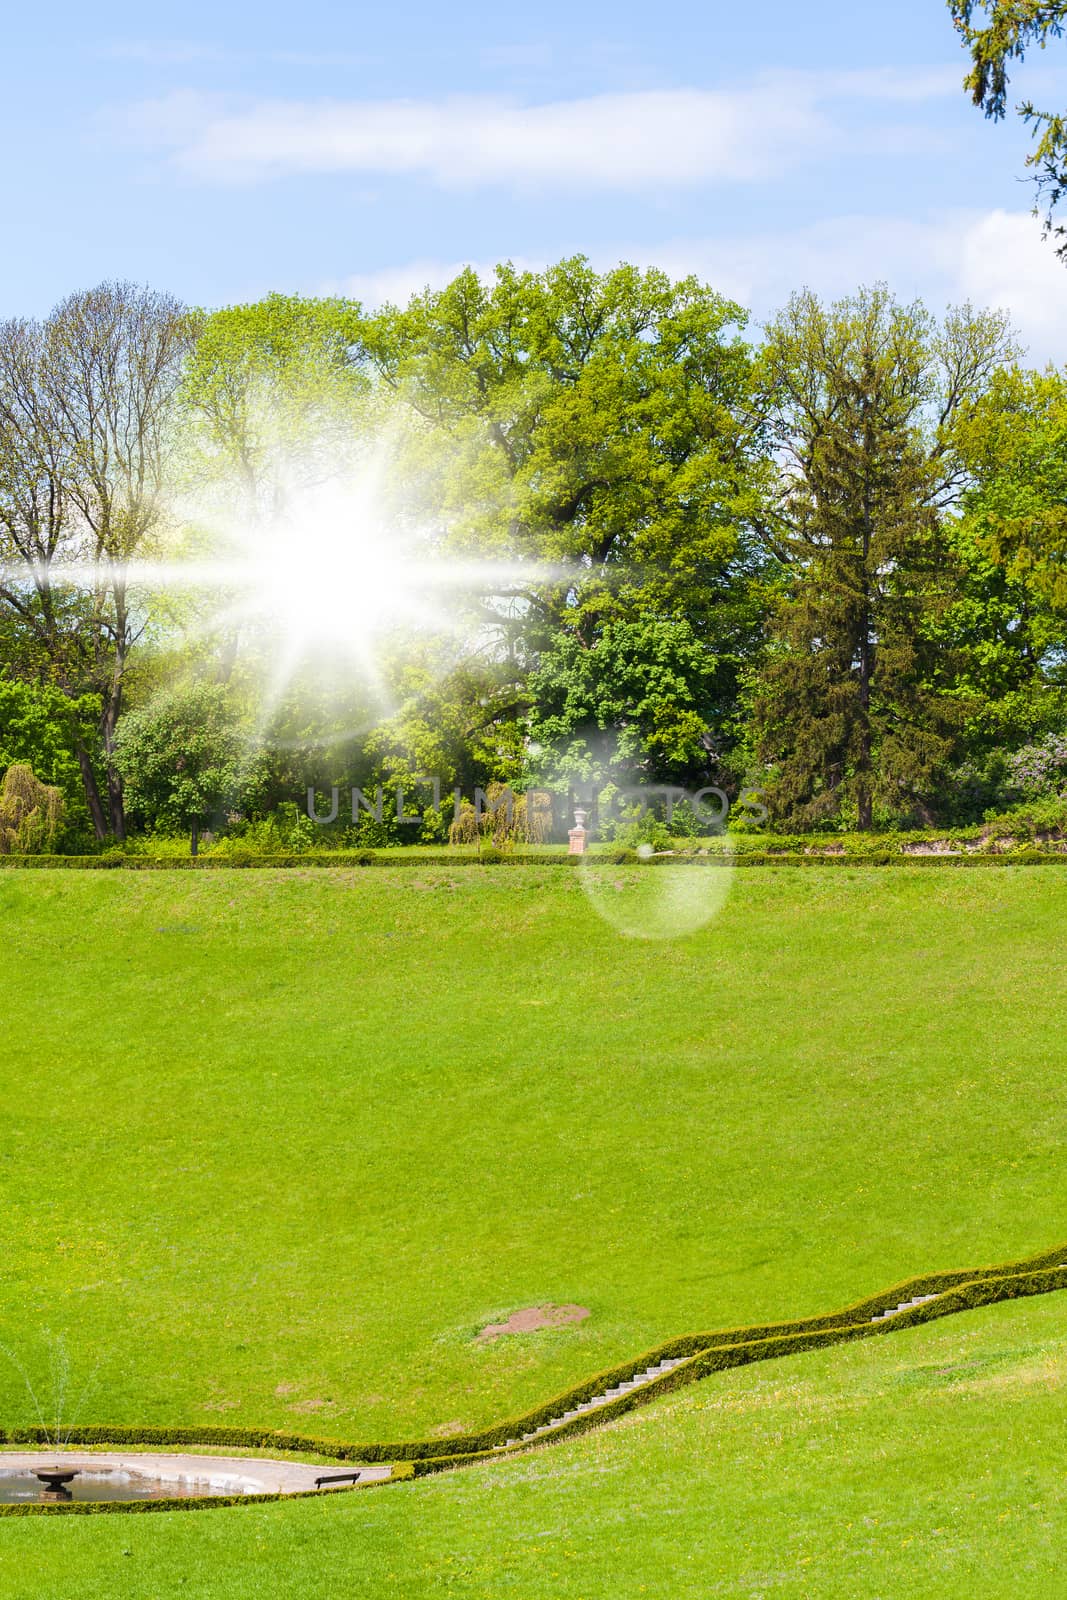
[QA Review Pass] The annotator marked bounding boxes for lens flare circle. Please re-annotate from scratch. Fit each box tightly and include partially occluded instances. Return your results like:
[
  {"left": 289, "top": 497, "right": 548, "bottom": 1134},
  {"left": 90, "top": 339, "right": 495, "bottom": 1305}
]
[{"left": 577, "top": 801, "right": 735, "bottom": 941}]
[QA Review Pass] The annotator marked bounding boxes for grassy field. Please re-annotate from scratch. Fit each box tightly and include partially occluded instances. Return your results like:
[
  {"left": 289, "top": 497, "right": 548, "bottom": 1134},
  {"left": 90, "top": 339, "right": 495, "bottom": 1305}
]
[
  {"left": 2, "top": 1290, "right": 1065, "bottom": 1598},
  {"left": 0, "top": 865, "right": 1064, "bottom": 1448}
]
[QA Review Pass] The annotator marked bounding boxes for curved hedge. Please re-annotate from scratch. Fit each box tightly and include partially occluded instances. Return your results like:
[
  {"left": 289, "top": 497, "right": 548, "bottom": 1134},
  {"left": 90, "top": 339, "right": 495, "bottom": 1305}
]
[{"left": 3, "top": 1240, "right": 1065, "bottom": 1515}]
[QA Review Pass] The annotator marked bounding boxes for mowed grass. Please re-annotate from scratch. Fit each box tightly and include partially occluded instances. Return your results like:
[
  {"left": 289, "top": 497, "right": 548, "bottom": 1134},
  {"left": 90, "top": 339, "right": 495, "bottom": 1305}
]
[
  {"left": 0, "top": 866, "right": 1064, "bottom": 1443},
  {"left": 3, "top": 1291, "right": 1066, "bottom": 1599}
]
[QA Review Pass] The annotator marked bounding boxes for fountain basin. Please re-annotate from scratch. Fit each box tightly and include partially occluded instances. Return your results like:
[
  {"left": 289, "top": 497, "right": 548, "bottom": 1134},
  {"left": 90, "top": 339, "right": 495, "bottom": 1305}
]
[
  {"left": 34, "top": 1467, "right": 79, "bottom": 1494},
  {"left": 0, "top": 1452, "right": 390, "bottom": 1506}
]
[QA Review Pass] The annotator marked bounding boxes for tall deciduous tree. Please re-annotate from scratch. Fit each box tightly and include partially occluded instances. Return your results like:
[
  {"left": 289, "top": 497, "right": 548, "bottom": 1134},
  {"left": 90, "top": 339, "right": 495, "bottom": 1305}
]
[
  {"left": 0, "top": 283, "right": 194, "bottom": 837},
  {"left": 751, "top": 286, "right": 1015, "bottom": 829},
  {"left": 363, "top": 258, "right": 769, "bottom": 782},
  {"left": 953, "top": 364, "right": 1067, "bottom": 625},
  {"left": 950, "top": 0, "right": 1067, "bottom": 254},
  {"left": 180, "top": 292, "right": 368, "bottom": 512},
  {"left": 944, "top": 364, "right": 1067, "bottom": 763}
]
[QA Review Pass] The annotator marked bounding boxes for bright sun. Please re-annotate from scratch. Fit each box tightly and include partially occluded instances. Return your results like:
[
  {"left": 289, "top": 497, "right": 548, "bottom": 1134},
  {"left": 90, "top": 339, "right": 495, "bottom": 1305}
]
[{"left": 246, "top": 475, "right": 428, "bottom": 654}]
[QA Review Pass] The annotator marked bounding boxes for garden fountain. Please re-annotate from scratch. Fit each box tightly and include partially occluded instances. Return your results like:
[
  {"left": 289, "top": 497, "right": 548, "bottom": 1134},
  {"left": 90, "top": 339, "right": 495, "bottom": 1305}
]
[
  {"left": 33, "top": 1466, "right": 77, "bottom": 1499},
  {"left": 0, "top": 1452, "right": 393, "bottom": 1506}
]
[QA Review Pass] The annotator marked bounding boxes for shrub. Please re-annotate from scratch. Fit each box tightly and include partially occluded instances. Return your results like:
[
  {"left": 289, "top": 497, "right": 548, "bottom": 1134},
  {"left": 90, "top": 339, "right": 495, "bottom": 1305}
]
[
  {"left": 0, "top": 763, "right": 64, "bottom": 854},
  {"left": 448, "top": 784, "right": 551, "bottom": 848},
  {"left": 1007, "top": 734, "right": 1067, "bottom": 801}
]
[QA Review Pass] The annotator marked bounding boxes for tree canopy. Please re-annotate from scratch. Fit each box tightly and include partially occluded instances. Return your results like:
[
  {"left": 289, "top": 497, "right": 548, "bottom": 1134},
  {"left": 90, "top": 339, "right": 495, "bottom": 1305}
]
[
  {"left": 749, "top": 286, "right": 1015, "bottom": 829},
  {"left": 114, "top": 682, "right": 254, "bottom": 854},
  {"left": 951, "top": 0, "right": 1067, "bottom": 254},
  {"left": 361, "top": 258, "right": 769, "bottom": 790},
  {"left": 0, "top": 258, "right": 1062, "bottom": 845}
]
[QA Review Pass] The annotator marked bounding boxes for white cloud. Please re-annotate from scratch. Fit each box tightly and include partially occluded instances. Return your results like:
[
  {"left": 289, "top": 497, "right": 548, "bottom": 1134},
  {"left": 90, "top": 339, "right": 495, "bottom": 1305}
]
[
  {"left": 331, "top": 258, "right": 507, "bottom": 308},
  {"left": 330, "top": 210, "right": 1067, "bottom": 365},
  {"left": 954, "top": 209, "right": 1067, "bottom": 362},
  {"left": 123, "top": 69, "right": 958, "bottom": 190},
  {"left": 805, "top": 65, "right": 963, "bottom": 102},
  {"left": 100, "top": 40, "right": 230, "bottom": 66},
  {"left": 612, "top": 210, "right": 1067, "bottom": 363}
]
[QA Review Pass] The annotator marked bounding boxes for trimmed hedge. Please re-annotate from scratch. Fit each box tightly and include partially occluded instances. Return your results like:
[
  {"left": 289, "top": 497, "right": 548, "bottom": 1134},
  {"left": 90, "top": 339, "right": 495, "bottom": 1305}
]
[
  {"left": 1, "top": 810, "right": 1065, "bottom": 871},
  {"left": 2, "top": 848, "right": 1066, "bottom": 870},
  {"left": 0, "top": 850, "right": 581, "bottom": 871},
  {"left": 726, "top": 850, "right": 1067, "bottom": 869},
  {"left": 5, "top": 1241, "right": 1065, "bottom": 1490}
]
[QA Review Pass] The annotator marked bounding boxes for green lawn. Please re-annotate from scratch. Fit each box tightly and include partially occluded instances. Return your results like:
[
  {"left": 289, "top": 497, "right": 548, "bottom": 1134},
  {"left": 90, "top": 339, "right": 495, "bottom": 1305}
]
[
  {"left": 1, "top": 865, "right": 1064, "bottom": 1447},
  {"left": 3, "top": 1290, "right": 1065, "bottom": 1598}
]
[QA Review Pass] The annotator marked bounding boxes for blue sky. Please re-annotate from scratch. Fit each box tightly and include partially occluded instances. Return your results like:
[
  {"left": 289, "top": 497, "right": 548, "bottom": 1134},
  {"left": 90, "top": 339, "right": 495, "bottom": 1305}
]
[{"left": 5, "top": 0, "right": 1067, "bottom": 357}]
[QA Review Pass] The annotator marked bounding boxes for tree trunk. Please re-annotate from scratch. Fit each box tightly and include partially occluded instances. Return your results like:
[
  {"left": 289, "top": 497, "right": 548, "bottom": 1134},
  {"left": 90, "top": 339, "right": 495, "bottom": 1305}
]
[
  {"left": 190, "top": 822, "right": 199, "bottom": 857},
  {"left": 100, "top": 625, "right": 127, "bottom": 841},
  {"left": 857, "top": 476, "right": 874, "bottom": 832},
  {"left": 101, "top": 696, "right": 126, "bottom": 841},
  {"left": 856, "top": 631, "right": 873, "bottom": 831},
  {"left": 75, "top": 740, "right": 109, "bottom": 841}
]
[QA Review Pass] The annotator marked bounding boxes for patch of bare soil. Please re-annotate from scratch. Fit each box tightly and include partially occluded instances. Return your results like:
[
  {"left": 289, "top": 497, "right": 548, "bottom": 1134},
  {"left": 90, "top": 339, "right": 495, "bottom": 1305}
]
[{"left": 477, "top": 1304, "right": 590, "bottom": 1342}]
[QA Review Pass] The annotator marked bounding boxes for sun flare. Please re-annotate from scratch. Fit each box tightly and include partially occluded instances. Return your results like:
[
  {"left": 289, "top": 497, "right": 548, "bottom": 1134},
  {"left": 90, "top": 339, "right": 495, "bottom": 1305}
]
[{"left": 242, "top": 475, "right": 432, "bottom": 655}]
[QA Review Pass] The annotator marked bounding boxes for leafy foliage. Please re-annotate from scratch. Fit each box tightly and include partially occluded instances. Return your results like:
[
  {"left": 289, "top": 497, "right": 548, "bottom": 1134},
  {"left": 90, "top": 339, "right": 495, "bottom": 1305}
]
[
  {"left": 363, "top": 257, "right": 769, "bottom": 786},
  {"left": 0, "top": 675, "right": 98, "bottom": 820},
  {"left": 0, "top": 763, "right": 63, "bottom": 853},
  {"left": 953, "top": 364, "right": 1067, "bottom": 625},
  {"left": 950, "top": 0, "right": 1067, "bottom": 254},
  {"left": 749, "top": 286, "right": 1016, "bottom": 829},
  {"left": 527, "top": 616, "right": 726, "bottom": 787},
  {"left": 114, "top": 682, "right": 255, "bottom": 853}
]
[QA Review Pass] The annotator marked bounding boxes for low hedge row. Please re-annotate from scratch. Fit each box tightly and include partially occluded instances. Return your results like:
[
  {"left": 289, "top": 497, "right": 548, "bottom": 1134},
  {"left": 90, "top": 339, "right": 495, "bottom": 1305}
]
[
  {"left": 3, "top": 847, "right": 1066, "bottom": 870},
  {"left": 0, "top": 1489, "right": 293, "bottom": 1519},
  {"left": 727, "top": 849, "right": 1067, "bottom": 868},
  {"left": 2, "top": 806, "right": 1065, "bottom": 872},
  {"left": 0, "top": 850, "right": 578, "bottom": 870},
  {"left": 5, "top": 1241, "right": 1064, "bottom": 1476}
]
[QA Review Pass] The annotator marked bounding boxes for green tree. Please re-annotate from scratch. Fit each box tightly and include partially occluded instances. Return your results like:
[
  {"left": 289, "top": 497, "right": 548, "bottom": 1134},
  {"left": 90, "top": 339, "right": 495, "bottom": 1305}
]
[
  {"left": 952, "top": 364, "right": 1067, "bottom": 624},
  {"left": 750, "top": 286, "right": 1015, "bottom": 829},
  {"left": 114, "top": 683, "right": 252, "bottom": 855},
  {"left": 940, "top": 363, "right": 1067, "bottom": 789},
  {"left": 527, "top": 617, "right": 727, "bottom": 787},
  {"left": 363, "top": 257, "right": 769, "bottom": 785},
  {"left": 0, "top": 674, "right": 98, "bottom": 832},
  {"left": 176, "top": 292, "right": 384, "bottom": 747},
  {"left": 180, "top": 291, "right": 369, "bottom": 510},
  {"left": 950, "top": 0, "right": 1067, "bottom": 254},
  {"left": 0, "top": 283, "right": 194, "bottom": 838}
]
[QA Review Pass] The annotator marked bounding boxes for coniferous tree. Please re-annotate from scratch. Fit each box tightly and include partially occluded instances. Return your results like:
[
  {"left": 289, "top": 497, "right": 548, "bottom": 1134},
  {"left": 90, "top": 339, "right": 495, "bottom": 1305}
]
[{"left": 751, "top": 287, "right": 1014, "bottom": 828}]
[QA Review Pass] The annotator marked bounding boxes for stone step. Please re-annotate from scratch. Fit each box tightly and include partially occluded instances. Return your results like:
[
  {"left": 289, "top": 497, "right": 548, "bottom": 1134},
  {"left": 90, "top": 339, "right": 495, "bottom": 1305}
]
[
  {"left": 497, "top": 1356, "right": 692, "bottom": 1451},
  {"left": 871, "top": 1293, "right": 938, "bottom": 1323}
]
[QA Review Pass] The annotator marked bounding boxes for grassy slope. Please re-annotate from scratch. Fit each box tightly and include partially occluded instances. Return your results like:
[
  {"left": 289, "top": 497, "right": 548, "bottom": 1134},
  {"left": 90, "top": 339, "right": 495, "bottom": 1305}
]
[
  {"left": 2, "top": 1292, "right": 1065, "bottom": 1599},
  {"left": 0, "top": 867, "right": 1064, "bottom": 1444}
]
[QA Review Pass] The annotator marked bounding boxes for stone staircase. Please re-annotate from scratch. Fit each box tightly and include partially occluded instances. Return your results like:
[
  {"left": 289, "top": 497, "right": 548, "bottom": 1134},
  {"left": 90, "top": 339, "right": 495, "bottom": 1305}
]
[
  {"left": 495, "top": 1356, "right": 689, "bottom": 1449},
  {"left": 483, "top": 1261, "right": 1067, "bottom": 1458},
  {"left": 870, "top": 1292, "right": 939, "bottom": 1322},
  {"left": 870, "top": 1265, "right": 1066, "bottom": 1325}
]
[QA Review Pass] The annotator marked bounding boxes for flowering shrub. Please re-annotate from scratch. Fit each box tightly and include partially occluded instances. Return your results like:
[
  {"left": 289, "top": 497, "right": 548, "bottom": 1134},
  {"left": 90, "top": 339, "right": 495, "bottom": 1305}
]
[{"left": 1007, "top": 735, "right": 1067, "bottom": 800}]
